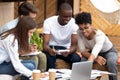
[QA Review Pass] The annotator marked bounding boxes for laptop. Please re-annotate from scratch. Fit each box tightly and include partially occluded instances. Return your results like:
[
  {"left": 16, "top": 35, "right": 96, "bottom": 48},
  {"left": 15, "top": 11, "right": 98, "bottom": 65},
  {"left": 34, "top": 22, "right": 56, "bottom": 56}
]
[{"left": 71, "top": 61, "right": 93, "bottom": 80}]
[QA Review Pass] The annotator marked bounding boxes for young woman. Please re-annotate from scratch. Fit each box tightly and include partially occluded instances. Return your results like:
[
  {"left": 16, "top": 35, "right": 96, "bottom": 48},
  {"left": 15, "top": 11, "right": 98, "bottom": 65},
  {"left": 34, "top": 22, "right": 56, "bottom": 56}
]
[
  {"left": 75, "top": 12, "right": 118, "bottom": 80},
  {"left": 0, "top": 16, "right": 37, "bottom": 80},
  {"left": 0, "top": 2, "right": 47, "bottom": 72}
]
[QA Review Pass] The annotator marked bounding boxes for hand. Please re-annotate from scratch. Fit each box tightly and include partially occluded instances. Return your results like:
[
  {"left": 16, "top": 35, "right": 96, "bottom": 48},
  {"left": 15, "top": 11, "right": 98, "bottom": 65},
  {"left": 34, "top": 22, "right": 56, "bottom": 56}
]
[
  {"left": 61, "top": 52, "right": 70, "bottom": 57},
  {"left": 40, "top": 72, "right": 46, "bottom": 78},
  {"left": 29, "top": 44, "right": 38, "bottom": 52},
  {"left": 95, "top": 56, "right": 106, "bottom": 66},
  {"left": 76, "top": 51, "right": 82, "bottom": 58},
  {"left": 49, "top": 48, "right": 57, "bottom": 56}
]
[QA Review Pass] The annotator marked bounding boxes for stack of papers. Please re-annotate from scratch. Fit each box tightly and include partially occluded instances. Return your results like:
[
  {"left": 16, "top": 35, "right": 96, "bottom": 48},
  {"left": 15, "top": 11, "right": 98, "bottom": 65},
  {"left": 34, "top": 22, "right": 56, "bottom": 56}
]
[
  {"left": 91, "top": 70, "right": 101, "bottom": 79},
  {"left": 91, "top": 69, "right": 116, "bottom": 75},
  {"left": 91, "top": 69, "right": 116, "bottom": 79}
]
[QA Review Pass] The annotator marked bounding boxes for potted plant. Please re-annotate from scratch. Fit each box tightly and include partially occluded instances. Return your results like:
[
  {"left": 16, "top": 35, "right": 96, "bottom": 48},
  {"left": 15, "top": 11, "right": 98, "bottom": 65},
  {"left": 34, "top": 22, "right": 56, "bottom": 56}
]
[{"left": 30, "top": 30, "right": 43, "bottom": 51}]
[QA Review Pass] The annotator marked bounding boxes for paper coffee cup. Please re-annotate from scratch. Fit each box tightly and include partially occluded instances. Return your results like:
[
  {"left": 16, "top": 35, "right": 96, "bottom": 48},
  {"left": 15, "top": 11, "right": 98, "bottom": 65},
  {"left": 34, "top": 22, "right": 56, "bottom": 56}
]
[
  {"left": 32, "top": 70, "right": 41, "bottom": 80},
  {"left": 48, "top": 69, "right": 56, "bottom": 80}
]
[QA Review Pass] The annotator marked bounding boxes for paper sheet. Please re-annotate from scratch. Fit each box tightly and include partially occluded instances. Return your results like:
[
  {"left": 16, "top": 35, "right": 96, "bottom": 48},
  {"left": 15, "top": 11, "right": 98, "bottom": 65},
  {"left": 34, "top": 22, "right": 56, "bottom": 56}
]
[
  {"left": 56, "top": 50, "right": 70, "bottom": 55},
  {"left": 21, "top": 51, "right": 42, "bottom": 56}
]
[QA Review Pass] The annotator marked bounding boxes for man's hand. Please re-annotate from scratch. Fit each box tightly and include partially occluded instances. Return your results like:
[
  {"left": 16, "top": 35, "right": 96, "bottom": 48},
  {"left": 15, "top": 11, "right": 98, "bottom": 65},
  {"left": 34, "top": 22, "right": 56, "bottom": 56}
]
[
  {"left": 61, "top": 52, "right": 70, "bottom": 57},
  {"left": 95, "top": 56, "right": 106, "bottom": 66},
  {"left": 49, "top": 48, "right": 57, "bottom": 56}
]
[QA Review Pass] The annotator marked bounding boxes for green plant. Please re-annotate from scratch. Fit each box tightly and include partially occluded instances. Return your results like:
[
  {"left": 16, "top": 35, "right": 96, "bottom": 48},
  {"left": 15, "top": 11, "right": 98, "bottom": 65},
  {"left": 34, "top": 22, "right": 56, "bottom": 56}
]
[{"left": 30, "top": 30, "right": 43, "bottom": 51}]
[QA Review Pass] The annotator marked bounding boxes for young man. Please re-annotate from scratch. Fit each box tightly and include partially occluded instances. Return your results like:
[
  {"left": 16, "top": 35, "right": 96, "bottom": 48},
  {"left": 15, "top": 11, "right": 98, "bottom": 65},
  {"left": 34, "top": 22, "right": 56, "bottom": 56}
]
[
  {"left": 43, "top": 3, "right": 81, "bottom": 70},
  {"left": 75, "top": 12, "right": 118, "bottom": 80},
  {"left": 0, "top": 2, "right": 46, "bottom": 72},
  {"left": 0, "top": 2, "right": 37, "bottom": 34}
]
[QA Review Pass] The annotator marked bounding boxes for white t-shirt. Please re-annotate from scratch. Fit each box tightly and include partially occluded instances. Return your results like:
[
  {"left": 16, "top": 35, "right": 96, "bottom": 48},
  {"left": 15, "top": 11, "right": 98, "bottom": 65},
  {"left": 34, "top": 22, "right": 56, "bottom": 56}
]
[
  {"left": 77, "top": 29, "right": 113, "bottom": 58},
  {"left": 43, "top": 16, "right": 78, "bottom": 48}
]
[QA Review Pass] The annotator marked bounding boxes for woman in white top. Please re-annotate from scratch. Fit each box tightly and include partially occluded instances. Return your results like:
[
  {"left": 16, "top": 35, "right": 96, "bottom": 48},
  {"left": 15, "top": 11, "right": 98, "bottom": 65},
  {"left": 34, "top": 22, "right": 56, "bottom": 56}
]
[
  {"left": 75, "top": 12, "right": 118, "bottom": 80},
  {"left": 0, "top": 16, "right": 37, "bottom": 80}
]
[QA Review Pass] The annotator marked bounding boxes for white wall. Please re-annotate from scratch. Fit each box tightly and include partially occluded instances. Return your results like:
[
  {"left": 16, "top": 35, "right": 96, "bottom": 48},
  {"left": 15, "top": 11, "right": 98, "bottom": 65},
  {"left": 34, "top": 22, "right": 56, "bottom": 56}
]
[{"left": 0, "top": 2, "right": 14, "bottom": 26}]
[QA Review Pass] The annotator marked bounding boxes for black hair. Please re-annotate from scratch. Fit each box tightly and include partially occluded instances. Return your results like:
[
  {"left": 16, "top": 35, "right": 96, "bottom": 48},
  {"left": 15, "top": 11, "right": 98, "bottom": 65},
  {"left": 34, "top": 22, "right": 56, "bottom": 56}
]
[
  {"left": 59, "top": 3, "right": 72, "bottom": 11},
  {"left": 18, "top": 2, "right": 37, "bottom": 16},
  {"left": 75, "top": 12, "right": 92, "bottom": 25}
]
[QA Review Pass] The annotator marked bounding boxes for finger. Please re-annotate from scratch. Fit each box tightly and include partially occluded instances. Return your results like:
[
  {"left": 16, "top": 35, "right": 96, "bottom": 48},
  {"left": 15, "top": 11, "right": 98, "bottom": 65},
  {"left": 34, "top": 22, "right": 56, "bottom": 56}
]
[
  {"left": 102, "top": 58, "right": 106, "bottom": 65},
  {"left": 98, "top": 61, "right": 102, "bottom": 66},
  {"left": 50, "top": 50, "right": 56, "bottom": 56},
  {"left": 100, "top": 59, "right": 105, "bottom": 65},
  {"left": 97, "top": 59, "right": 103, "bottom": 65}
]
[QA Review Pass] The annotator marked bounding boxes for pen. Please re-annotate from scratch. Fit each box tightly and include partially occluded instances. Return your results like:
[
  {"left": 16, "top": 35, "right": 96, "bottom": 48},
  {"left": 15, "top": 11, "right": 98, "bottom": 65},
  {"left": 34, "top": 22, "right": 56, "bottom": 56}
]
[
  {"left": 56, "top": 71, "right": 64, "bottom": 74},
  {"left": 53, "top": 46, "right": 55, "bottom": 50},
  {"left": 55, "top": 77, "right": 62, "bottom": 80}
]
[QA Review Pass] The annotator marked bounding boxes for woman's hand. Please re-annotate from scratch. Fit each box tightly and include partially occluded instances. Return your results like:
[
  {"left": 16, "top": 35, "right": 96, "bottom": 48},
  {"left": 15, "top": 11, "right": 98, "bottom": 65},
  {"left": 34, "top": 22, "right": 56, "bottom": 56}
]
[
  {"left": 95, "top": 56, "right": 106, "bottom": 66},
  {"left": 88, "top": 54, "right": 95, "bottom": 62},
  {"left": 29, "top": 44, "right": 38, "bottom": 52},
  {"left": 40, "top": 72, "right": 47, "bottom": 78},
  {"left": 76, "top": 51, "right": 82, "bottom": 58}
]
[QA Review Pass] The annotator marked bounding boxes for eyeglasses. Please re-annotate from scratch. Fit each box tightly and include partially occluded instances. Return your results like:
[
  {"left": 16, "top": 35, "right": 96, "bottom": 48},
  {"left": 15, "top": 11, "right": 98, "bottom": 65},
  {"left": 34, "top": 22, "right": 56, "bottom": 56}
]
[{"left": 79, "top": 26, "right": 89, "bottom": 32}]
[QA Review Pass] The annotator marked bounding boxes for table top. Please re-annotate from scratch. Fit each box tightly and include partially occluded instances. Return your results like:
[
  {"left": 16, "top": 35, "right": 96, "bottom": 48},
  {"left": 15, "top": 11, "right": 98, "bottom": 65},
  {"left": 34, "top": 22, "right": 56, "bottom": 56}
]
[{"left": 30, "top": 69, "right": 113, "bottom": 80}]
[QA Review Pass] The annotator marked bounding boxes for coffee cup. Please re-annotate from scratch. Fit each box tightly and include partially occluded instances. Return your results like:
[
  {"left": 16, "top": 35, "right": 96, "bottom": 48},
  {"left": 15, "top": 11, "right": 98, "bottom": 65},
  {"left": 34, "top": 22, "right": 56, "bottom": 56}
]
[
  {"left": 48, "top": 69, "right": 56, "bottom": 80},
  {"left": 32, "top": 69, "right": 41, "bottom": 80}
]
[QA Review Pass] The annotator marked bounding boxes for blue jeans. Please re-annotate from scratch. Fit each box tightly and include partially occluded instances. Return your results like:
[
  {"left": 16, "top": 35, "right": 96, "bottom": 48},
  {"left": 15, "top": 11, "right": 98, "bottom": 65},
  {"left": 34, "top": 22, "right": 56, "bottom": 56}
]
[
  {"left": 81, "top": 47, "right": 118, "bottom": 80},
  {"left": 0, "top": 60, "right": 36, "bottom": 80},
  {"left": 43, "top": 46, "right": 81, "bottom": 70}
]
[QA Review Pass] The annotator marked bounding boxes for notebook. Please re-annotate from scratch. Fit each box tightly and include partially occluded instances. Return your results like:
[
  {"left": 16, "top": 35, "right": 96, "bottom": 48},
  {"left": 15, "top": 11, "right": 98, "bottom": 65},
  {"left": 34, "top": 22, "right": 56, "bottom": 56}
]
[{"left": 71, "top": 61, "right": 93, "bottom": 80}]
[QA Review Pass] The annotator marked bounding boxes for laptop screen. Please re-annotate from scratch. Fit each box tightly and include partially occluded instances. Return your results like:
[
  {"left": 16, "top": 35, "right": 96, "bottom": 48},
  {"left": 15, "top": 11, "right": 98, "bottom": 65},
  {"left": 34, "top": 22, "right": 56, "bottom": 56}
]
[{"left": 71, "top": 61, "right": 93, "bottom": 80}]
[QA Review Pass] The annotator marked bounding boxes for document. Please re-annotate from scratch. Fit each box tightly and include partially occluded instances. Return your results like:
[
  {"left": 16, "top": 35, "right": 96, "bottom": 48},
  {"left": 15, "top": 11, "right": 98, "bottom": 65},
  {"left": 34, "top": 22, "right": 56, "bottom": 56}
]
[
  {"left": 90, "top": 69, "right": 116, "bottom": 79},
  {"left": 92, "top": 69, "right": 116, "bottom": 75},
  {"left": 91, "top": 70, "right": 101, "bottom": 79},
  {"left": 57, "top": 50, "right": 70, "bottom": 55},
  {"left": 21, "top": 51, "right": 42, "bottom": 56}
]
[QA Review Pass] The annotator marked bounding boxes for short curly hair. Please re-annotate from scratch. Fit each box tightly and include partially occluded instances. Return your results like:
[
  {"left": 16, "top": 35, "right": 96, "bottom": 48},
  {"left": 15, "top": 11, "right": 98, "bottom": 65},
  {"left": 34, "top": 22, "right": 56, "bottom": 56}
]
[{"left": 75, "top": 12, "right": 92, "bottom": 25}]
